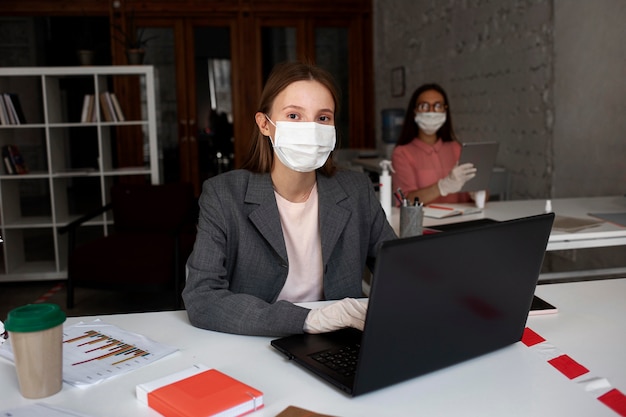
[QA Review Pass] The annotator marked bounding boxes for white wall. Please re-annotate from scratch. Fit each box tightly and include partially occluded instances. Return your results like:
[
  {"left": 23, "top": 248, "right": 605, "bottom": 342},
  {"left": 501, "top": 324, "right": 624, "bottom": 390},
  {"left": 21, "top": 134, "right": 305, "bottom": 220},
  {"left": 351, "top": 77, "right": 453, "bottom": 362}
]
[{"left": 553, "top": 0, "right": 626, "bottom": 197}]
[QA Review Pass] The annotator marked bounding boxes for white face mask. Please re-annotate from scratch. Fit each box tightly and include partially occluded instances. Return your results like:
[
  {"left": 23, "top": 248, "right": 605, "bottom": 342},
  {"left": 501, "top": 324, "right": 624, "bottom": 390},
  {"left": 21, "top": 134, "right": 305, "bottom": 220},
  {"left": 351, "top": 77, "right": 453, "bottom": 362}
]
[
  {"left": 414, "top": 112, "right": 446, "bottom": 135},
  {"left": 266, "top": 116, "right": 336, "bottom": 172}
]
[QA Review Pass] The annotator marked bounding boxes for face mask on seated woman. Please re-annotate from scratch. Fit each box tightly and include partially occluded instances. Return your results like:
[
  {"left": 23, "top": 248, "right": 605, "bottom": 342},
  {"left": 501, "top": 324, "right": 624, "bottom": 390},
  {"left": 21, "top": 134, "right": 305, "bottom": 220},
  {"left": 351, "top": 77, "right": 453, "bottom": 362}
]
[
  {"left": 414, "top": 112, "right": 446, "bottom": 135},
  {"left": 266, "top": 115, "right": 336, "bottom": 172}
]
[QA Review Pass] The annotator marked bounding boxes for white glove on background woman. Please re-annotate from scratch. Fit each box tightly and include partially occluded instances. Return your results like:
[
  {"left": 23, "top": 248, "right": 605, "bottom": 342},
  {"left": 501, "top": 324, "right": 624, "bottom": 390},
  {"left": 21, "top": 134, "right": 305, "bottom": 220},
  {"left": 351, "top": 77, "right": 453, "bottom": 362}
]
[
  {"left": 438, "top": 163, "right": 477, "bottom": 196},
  {"left": 304, "top": 298, "right": 368, "bottom": 334}
]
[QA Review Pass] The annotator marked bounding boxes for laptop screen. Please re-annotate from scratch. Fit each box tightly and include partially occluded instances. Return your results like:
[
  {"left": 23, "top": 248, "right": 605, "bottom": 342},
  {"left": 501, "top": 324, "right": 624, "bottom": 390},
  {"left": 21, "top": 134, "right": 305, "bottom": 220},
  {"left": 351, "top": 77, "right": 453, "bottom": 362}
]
[
  {"left": 271, "top": 213, "right": 555, "bottom": 397},
  {"left": 353, "top": 213, "right": 554, "bottom": 395}
]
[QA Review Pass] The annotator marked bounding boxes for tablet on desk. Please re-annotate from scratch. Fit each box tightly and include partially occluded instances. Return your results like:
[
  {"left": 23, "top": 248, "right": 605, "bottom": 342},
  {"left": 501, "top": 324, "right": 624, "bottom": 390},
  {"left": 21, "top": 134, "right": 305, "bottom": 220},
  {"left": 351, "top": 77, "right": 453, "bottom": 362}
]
[{"left": 458, "top": 141, "right": 499, "bottom": 192}]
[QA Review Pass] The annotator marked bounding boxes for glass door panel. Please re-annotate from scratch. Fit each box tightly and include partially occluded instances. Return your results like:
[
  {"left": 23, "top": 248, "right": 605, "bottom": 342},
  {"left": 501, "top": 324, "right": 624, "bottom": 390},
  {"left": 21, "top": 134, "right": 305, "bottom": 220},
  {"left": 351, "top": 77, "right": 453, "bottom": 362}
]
[
  {"left": 258, "top": 24, "right": 351, "bottom": 147},
  {"left": 142, "top": 27, "right": 179, "bottom": 183},
  {"left": 261, "top": 27, "right": 297, "bottom": 81},
  {"left": 137, "top": 22, "right": 234, "bottom": 193},
  {"left": 194, "top": 26, "right": 234, "bottom": 181},
  {"left": 315, "top": 27, "right": 349, "bottom": 149}
]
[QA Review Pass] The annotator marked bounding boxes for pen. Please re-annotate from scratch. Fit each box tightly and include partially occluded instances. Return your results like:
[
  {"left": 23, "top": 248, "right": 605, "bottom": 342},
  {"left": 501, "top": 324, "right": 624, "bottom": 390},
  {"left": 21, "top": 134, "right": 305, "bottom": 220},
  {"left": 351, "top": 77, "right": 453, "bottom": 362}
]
[
  {"left": 394, "top": 192, "right": 403, "bottom": 206},
  {"left": 397, "top": 188, "right": 408, "bottom": 207},
  {"left": 429, "top": 204, "right": 454, "bottom": 211}
]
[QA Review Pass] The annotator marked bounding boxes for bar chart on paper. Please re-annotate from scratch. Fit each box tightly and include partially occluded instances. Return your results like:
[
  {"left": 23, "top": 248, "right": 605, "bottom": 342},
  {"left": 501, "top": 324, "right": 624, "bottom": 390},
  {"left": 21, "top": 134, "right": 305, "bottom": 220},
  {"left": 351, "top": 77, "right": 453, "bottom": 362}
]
[
  {"left": 62, "top": 320, "right": 178, "bottom": 387},
  {"left": 65, "top": 330, "right": 150, "bottom": 366}
]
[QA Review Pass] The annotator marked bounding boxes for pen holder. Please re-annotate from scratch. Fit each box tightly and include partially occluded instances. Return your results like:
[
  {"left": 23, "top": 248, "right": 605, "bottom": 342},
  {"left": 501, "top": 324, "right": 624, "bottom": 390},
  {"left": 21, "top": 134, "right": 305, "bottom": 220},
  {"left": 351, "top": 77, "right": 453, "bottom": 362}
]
[{"left": 400, "top": 204, "right": 423, "bottom": 238}]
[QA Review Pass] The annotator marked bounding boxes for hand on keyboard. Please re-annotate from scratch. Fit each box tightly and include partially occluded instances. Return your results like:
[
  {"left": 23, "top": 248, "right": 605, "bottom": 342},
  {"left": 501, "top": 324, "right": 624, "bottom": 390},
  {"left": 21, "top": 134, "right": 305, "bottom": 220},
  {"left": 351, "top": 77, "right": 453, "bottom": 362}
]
[{"left": 303, "top": 298, "right": 368, "bottom": 334}]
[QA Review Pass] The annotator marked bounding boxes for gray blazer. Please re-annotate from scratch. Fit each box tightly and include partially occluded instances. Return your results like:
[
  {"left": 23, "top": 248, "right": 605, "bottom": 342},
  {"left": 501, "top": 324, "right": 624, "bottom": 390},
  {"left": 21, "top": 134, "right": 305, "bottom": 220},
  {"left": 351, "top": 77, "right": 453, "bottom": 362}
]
[{"left": 182, "top": 169, "right": 397, "bottom": 336}]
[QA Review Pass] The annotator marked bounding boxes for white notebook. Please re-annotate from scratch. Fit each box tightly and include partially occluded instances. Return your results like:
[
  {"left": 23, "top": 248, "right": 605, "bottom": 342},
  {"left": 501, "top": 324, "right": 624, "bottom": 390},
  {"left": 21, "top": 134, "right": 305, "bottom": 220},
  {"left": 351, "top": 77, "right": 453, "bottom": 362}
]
[{"left": 423, "top": 204, "right": 483, "bottom": 219}]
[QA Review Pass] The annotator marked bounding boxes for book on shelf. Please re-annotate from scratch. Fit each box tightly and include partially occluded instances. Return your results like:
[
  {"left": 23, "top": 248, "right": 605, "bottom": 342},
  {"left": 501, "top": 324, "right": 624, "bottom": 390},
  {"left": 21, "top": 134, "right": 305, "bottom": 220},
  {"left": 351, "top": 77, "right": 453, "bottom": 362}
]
[
  {"left": 110, "top": 92, "right": 126, "bottom": 121},
  {"left": 88, "top": 91, "right": 125, "bottom": 122},
  {"left": 89, "top": 95, "right": 96, "bottom": 122},
  {"left": 2, "top": 152, "right": 14, "bottom": 174},
  {"left": 4, "top": 94, "right": 17, "bottom": 124},
  {"left": 7, "top": 93, "right": 26, "bottom": 124},
  {"left": 0, "top": 94, "right": 8, "bottom": 124},
  {"left": 80, "top": 94, "right": 90, "bottom": 122},
  {"left": 105, "top": 92, "right": 118, "bottom": 121},
  {"left": 1, "top": 144, "right": 28, "bottom": 175},
  {"left": 99, "top": 92, "right": 117, "bottom": 122},
  {"left": 423, "top": 204, "right": 482, "bottom": 219},
  {"left": 80, "top": 94, "right": 97, "bottom": 123},
  {"left": 136, "top": 364, "right": 264, "bottom": 417},
  {"left": 0, "top": 93, "right": 25, "bottom": 125}
]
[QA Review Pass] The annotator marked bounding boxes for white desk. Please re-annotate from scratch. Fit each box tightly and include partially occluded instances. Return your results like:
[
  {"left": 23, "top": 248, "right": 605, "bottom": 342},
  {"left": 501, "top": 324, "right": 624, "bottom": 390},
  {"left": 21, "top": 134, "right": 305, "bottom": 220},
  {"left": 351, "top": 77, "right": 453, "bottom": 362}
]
[
  {"left": 1, "top": 279, "right": 625, "bottom": 417},
  {"left": 390, "top": 196, "right": 626, "bottom": 281},
  {"left": 391, "top": 195, "right": 626, "bottom": 251}
]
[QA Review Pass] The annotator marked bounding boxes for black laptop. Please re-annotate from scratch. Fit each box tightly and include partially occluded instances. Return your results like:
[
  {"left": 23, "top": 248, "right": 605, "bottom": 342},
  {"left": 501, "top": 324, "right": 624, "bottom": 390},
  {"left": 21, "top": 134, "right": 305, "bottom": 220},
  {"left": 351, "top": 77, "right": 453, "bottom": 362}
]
[{"left": 271, "top": 213, "right": 555, "bottom": 396}]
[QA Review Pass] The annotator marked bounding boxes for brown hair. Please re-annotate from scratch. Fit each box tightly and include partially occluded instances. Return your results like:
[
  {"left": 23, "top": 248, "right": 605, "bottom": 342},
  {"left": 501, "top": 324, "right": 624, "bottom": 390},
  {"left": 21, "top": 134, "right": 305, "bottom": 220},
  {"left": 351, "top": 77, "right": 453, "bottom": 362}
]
[{"left": 242, "top": 61, "right": 340, "bottom": 176}]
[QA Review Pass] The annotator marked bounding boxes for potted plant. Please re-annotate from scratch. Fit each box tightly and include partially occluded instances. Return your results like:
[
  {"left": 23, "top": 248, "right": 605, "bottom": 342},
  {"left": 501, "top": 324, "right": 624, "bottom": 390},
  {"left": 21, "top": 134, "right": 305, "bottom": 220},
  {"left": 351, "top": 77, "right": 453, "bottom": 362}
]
[{"left": 111, "top": 10, "right": 157, "bottom": 65}]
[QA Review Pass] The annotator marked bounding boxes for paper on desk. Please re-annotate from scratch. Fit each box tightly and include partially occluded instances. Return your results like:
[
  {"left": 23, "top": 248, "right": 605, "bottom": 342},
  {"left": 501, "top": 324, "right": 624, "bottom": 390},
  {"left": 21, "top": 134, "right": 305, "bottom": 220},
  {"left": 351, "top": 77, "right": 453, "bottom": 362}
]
[
  {"left": 552, "top": 215, "right": 604, "bottom": 233},
  {"left": 588, "top": 212, "right": 626, "bottom": 227},
  {"left": 0, "top": 319, "right": 178, "bottom": 388},
  {"left": 423, "top": 204, "right": 483, "bottom": 219},
  {"left": 0, "top": 403, "right": 95, "bottom": 417}
]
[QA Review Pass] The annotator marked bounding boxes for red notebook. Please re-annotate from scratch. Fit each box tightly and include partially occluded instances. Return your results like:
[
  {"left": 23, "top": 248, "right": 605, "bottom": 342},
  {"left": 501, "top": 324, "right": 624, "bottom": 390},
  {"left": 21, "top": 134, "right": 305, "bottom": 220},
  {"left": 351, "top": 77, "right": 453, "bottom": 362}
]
[{"left": 136, "top": 364, "right": 264, "bottom": 417}]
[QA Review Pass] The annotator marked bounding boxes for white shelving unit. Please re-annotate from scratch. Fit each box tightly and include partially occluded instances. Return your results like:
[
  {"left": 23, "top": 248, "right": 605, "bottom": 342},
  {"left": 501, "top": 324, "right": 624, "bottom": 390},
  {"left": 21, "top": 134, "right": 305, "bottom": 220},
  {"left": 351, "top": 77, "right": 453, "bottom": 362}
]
[{"left": 0, "top": 66, "right": 158, "bottom": 282}]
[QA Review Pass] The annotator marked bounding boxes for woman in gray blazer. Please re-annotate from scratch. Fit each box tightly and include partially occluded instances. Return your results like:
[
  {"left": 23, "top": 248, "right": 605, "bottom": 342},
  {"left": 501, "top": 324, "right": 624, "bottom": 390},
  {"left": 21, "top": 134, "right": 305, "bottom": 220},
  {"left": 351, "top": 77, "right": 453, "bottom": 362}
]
[{"left": 183, "top": 62, "right": 397, "bottom": 336}]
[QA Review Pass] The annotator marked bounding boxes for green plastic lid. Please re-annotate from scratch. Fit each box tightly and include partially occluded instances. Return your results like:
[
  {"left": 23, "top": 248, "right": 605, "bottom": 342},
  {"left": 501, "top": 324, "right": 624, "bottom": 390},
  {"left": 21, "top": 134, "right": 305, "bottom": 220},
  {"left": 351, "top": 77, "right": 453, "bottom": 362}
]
[{"left": 4, "top": 303, "right": 66, "bottom": 333}]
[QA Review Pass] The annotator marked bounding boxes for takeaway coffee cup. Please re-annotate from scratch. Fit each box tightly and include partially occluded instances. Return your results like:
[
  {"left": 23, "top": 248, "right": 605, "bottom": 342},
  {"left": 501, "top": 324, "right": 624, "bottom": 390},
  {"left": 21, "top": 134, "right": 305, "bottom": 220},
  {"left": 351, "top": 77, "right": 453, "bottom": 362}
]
[{"left": 4, "top": 303, "right": 66, "bottom": 398}]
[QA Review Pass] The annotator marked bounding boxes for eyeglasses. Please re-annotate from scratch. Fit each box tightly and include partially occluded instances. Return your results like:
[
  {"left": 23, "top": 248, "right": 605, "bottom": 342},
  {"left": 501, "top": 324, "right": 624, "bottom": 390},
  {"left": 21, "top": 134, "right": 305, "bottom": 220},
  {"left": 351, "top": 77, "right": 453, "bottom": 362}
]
[{"left": 416, "top": 102, "right": 447, "bottom": 113}]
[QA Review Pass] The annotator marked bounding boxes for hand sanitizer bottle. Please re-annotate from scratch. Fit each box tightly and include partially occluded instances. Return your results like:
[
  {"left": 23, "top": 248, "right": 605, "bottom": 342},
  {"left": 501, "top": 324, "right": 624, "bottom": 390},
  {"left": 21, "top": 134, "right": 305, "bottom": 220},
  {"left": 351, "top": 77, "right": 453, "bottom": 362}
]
[
  {"left": 545, "top": 199, "right": 552, "bottom": 213},
  {"left": 379, "top": 160, "right": 394, "bottom": 222}
]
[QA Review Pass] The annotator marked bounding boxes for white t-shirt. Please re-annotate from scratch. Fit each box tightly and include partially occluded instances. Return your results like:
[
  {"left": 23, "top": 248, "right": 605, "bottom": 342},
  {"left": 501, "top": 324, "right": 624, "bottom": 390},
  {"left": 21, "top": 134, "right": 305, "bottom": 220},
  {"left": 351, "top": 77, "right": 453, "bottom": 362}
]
[{"left": 275, "top": 183, "right": 323, "bottom": 302}]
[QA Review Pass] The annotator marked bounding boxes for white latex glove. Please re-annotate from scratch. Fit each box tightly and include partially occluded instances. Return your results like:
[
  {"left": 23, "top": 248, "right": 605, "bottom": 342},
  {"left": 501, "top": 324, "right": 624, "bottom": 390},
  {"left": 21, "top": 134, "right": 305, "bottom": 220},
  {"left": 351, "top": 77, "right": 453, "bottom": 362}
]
[
  {"left": 437, "top": 163, "right": 477, "bottom": 196},
  {"left": 304, "top": 298, "right": 368, "bottom": 334}
]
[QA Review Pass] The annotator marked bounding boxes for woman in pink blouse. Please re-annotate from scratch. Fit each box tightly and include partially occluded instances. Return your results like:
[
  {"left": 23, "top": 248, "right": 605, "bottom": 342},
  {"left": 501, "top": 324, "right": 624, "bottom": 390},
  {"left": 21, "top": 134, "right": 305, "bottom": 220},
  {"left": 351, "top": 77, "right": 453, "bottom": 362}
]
[{"left": 391, "top": 83, "right": 477, "bottom": 205}]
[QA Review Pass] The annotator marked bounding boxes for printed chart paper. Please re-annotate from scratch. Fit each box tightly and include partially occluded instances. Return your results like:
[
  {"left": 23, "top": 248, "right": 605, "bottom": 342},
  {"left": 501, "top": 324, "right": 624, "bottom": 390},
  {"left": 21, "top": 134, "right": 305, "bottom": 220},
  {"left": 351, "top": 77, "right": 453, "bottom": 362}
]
[
  {"left": 0, "top": 319, "right": 177, "bottom": 388},
  {"left": 0, "top": 403, "right": 95, "bottom": 417}
]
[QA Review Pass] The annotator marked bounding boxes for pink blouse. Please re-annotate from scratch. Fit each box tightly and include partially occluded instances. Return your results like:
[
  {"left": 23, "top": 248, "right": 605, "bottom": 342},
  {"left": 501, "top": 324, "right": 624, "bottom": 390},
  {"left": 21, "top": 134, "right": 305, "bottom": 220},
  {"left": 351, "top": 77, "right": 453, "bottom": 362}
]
[
  {"left": 274, "top": 183, "right": 323, "bottom": 303},
  {"left": 391, "top": 138, "right": 471, "bottom": 204}
]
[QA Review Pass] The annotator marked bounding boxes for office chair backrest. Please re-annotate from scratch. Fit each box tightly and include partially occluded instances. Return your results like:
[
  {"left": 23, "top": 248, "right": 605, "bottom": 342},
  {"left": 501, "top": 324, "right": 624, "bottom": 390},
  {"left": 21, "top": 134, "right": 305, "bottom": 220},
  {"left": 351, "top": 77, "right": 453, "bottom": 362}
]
[{"left": 111, "top": 183, "right": 196, "bottom": 233}]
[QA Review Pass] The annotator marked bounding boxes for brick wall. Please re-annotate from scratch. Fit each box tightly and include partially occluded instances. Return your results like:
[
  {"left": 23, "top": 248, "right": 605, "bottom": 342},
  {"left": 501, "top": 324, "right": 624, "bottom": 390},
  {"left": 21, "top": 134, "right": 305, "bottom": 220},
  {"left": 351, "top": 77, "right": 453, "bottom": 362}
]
[{"left": 374, "top": 0, "right": 626, "bottom": 199}]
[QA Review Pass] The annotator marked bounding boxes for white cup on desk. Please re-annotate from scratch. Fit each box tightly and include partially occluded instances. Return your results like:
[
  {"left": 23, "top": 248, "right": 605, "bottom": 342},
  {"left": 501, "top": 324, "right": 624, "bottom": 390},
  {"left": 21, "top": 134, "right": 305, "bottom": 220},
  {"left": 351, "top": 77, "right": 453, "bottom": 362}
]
[{"left": 474, "top": 190, "right": 486, "bottom": 209}]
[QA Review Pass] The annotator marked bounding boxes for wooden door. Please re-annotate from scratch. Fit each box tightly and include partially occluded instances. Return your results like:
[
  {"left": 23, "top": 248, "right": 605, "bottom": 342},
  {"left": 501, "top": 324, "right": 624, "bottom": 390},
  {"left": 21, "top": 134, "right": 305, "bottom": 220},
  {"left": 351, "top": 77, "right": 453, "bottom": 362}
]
[
  {"left": 123, "top": 16, "right": 238, "bottom": 195},
  {"left": 119, "top": 14, "right": 373, "bottom": 194},
  {"left": 253, "top": 14, "right": 375, "bottom": 152},
  {"left": 111, "top": 6, "right": 374, "bottom": 193}
]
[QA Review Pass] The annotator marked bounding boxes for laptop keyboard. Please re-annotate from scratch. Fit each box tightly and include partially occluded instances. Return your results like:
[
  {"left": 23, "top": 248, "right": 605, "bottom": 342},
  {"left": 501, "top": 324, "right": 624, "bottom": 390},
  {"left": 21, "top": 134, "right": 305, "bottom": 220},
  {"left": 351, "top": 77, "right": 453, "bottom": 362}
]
[{"left": 310, "top": 343, "right": 360, "bottom": 377}]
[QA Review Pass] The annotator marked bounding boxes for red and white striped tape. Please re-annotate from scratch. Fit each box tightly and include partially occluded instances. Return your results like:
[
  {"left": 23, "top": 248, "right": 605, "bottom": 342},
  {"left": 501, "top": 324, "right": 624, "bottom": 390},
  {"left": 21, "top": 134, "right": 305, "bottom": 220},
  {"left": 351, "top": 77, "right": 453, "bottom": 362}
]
[
  {"left": 33, "top": 282, "right": 64, "bottom": 304},
  {"left": 522, "top": 327, "right": 626, "bottom": 416}
]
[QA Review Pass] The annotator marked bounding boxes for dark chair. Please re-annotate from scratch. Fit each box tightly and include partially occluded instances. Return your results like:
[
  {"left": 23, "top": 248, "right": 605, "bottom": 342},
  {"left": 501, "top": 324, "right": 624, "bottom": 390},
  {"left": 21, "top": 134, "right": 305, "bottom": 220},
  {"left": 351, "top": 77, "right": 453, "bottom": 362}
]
[{"left": 59, "top": 182, "right": 197, "bottom": 309}]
